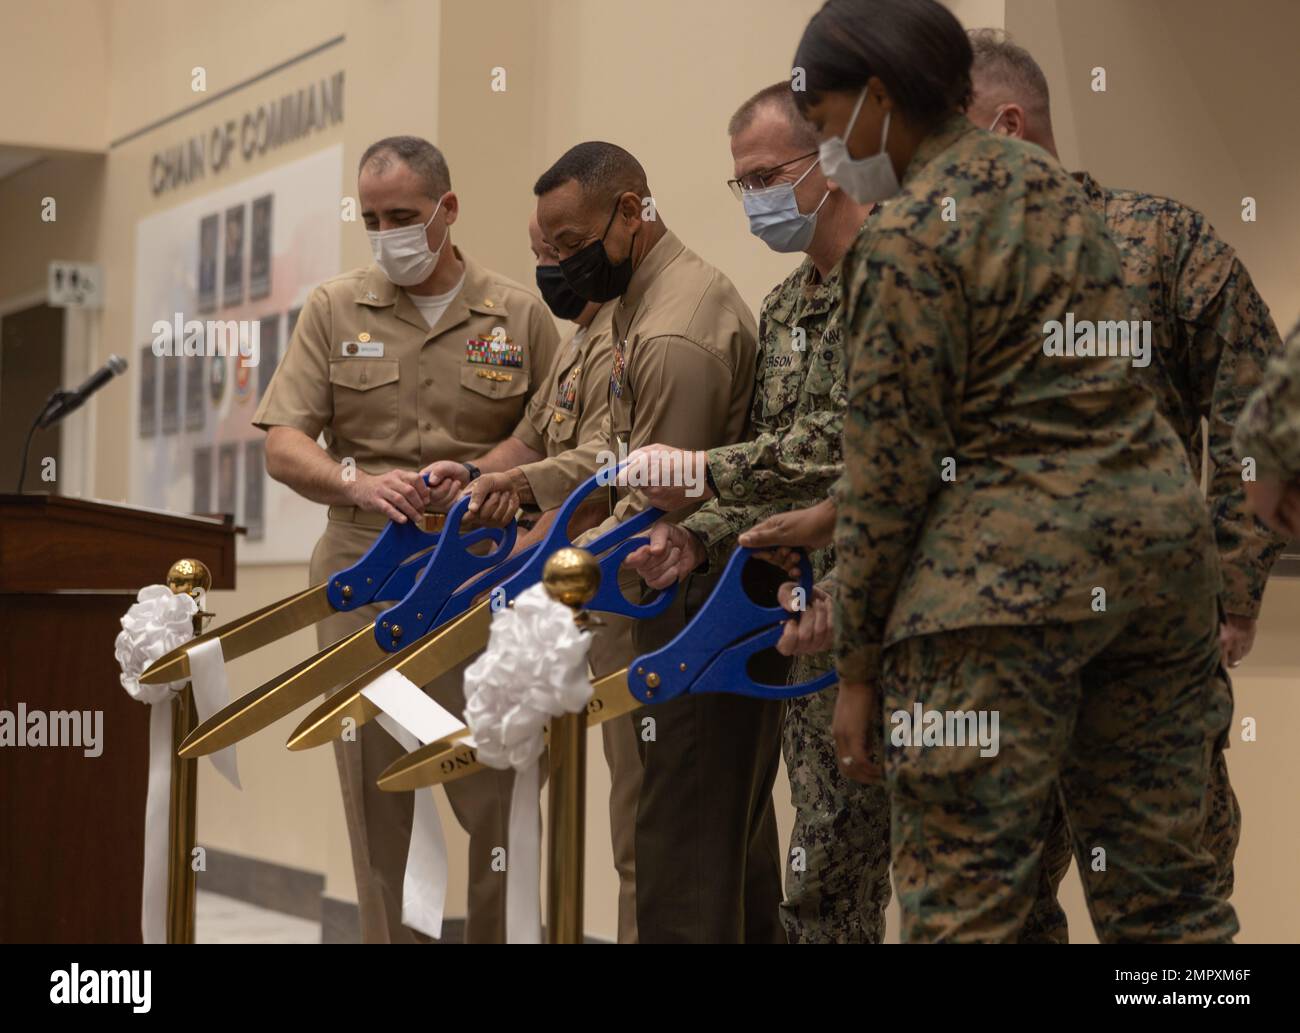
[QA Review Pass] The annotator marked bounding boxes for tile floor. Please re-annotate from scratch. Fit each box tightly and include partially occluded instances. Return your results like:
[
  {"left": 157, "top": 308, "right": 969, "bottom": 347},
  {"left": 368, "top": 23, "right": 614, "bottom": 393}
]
[{"left": 196, "top": 889, "right": 321, "bottom": 944}]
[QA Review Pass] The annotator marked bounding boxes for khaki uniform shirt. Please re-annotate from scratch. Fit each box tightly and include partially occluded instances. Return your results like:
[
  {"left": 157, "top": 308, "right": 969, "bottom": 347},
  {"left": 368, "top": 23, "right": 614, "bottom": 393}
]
[
  {"left": 836, "top": 115, "right": 1217, "bottom": 684},
  {"left": 601, "top": 229, "right": 758, "bottom": 525},
  {"left": 512, "top": 303, "right": 615, "bottom": 510},
  {"left": 580, "top": 229, "right": 758, "bottom": 673},
  {"left": 253, "top": 252, "right": 560, "bottom": 498}
]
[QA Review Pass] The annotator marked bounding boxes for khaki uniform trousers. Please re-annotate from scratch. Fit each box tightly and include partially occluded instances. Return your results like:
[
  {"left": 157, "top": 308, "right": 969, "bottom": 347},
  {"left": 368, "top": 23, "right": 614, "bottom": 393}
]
[
  {"left": 629, "top": 564, "right": 789, "bottom": 944},
  {"left": 310, "top": 509, "right": 514, "bottom": 943},
  {"left": 588, "top": 604, "right": 644, "bottom": 944}
]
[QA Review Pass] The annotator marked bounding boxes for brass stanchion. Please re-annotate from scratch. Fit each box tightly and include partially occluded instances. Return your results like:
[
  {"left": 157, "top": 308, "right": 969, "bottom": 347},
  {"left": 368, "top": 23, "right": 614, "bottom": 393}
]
[
  {"left": 163, "top": 558, "right": 212, "bottom": 945},
  {"left": 540, "top": 548, "right": 601, "bottom": 945}
]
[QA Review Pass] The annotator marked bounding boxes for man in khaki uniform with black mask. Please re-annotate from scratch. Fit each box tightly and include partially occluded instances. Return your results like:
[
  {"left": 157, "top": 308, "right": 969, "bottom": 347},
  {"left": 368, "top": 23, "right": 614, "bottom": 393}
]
[
  {"left": 253, "top": 135, "right": 559, "bottom": 943},
  {"left": 529, "top": 141, "right": 785, "bottom": 943},
  {"left": 423, "top": 212, "right": 643, "bottom": 942}
]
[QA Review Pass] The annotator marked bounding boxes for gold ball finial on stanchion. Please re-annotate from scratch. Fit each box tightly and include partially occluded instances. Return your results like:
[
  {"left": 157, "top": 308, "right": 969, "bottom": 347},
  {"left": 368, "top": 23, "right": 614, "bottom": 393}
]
[
  {"left": 541, "top": 547, "right": 601, "bottom": 622},
  {"left": 167, "top": 558, "right": 214, "bottom": 632}
]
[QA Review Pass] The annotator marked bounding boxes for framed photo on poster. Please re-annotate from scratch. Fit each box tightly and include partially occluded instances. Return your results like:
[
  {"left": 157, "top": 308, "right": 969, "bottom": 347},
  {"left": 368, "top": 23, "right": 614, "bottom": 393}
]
[
  {"left": 192, "top": 446, "right": 212, "bottom": 515},
  {"left": 216, "top": 442, "right": 238, "bottom": 517},
  {"left": 249, "top": 194, "right": 273, "bottom": 300},
  {"left": 138, "top": 343, "right": 157, "bottom": 438},
  {"left": 198, "top": 212, "right": 219, "bottom": 314},
  {"left": 222, "top": 203, "right": 245, "bottom": 308},
  {"left": 160, "top": 356, "right": 180, "bottom": 435},
  {"left": 184, "top": 353, "right": 205, "bottom": 431}
]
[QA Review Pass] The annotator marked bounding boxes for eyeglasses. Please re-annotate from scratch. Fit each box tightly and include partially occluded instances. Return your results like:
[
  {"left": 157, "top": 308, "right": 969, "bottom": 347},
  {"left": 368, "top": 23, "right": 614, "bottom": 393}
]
[{"left": 726, "top": 151, "right": 819, "bottom": 200}]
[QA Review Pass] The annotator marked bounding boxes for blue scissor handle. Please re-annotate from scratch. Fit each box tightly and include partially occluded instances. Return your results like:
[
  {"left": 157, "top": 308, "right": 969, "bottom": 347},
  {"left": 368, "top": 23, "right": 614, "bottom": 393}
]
[
  {"left": 326, "top": 515, "right": 442, "bottom": 611},
  {"left": 433, "top": 542, "right": 542, "bottom": 626},
  {"left": 326, "top": 472, "right": 444, "bottom": 611},
  {"left": 373, "top": 495, "right": 517, "bottom": 650},
  {"left": 586, "top": 535, "right": 676, "bottom": 620},
  {"left": 686, "top": 624, "right": 837, "bottom": 700},
  {"left": 369, "top": 549, "right": 442, "bottom": 605},
  {"left": 627, "top": 546, "right": 817, "bottom": 704},
  {"left": 497, "top": 466, "right": 676, "bottom": 619}
]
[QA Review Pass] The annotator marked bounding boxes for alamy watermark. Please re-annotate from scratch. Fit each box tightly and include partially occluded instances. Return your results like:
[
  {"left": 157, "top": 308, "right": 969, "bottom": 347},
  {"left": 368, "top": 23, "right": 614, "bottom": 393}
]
[
  {"left": 596, "top": 441, "right": 708, "bottom": 498},
  {"left": 0, "top": 704, "right": 103, "bottom": 757},
  {"left": 50, "top": 965, "right": 150, "bottom": 1013},
  {"left": 151, "top": 313, "right": 260, "bottom": 367},
  {"left": 890, "top": 702, "right": 1000, "bottom": 758},
  {"left": 1042, "top": 313, "right": 1151, "bottom": 368}
]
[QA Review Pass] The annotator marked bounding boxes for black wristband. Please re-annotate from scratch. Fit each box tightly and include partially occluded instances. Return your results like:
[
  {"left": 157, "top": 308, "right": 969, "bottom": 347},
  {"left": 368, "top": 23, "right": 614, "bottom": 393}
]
[{"left": 462, "top": 462, "right": 482, "bottom": 482}]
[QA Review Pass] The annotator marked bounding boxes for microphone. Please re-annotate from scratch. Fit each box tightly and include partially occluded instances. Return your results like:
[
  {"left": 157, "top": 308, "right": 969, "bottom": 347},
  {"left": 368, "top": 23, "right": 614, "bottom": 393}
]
[{"left": 38, "top": 354, "right": 129, "bottom": 429}]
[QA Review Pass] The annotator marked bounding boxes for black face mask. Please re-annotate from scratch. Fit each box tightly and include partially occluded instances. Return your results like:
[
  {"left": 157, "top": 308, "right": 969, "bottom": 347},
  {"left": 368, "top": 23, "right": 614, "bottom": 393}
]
[
  {"left": 535, "top": 264, "right": 588, "bottom": 320},
  {"left": 559, "top": 198, "right": 636, "bottom": 303}
]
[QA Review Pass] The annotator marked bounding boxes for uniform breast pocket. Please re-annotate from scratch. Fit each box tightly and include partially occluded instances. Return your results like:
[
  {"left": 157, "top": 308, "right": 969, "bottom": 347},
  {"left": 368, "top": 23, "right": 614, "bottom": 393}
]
[
  {"left": 455, "top": 364, "right": 531, "bottom": 444},
  {"left": 545, "top": 404, "right": 580, "bottom": 447},
  {"left": 328, "top": 358, "right": 401, "bottom": 444},
  {"left": 802, "top": 344, "right": 839, "bottom": 399},
  {"left": 759, "top": 364, "right": 806, "bottom": 422}
]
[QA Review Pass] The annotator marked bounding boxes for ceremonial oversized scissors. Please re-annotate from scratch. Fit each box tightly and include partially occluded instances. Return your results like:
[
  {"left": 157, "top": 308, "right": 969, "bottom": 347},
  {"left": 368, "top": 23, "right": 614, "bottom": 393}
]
[
  {"left": 141, "top": 507, "right": 449, "bottom": 686},
  {"left": 174, "top": 495, "right": 518, "bottom": 758},
  {"left": 376, "top": 545, "right": 836, "bottom": 791},
  {"left": 283, "top": 466, "right": 676, "bottom": 753}
]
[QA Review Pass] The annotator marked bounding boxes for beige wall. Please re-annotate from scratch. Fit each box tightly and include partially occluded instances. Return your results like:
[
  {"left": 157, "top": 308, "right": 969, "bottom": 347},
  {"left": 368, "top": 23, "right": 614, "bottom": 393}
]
[
  {"left": 2, "top": 0, "right": 1296, "bottom": 943},
  {"left": 0, "top": 0, "right": 109, "bottom": 153}
]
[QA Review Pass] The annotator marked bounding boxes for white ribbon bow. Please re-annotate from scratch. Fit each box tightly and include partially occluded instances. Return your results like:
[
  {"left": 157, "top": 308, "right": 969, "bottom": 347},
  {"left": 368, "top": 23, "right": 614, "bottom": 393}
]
[
  {"left": 116, "top": 585, "right": 240, "bottom": 944},
  {"left": 463, "top": 584, "right": 592, "bottom": 944}
]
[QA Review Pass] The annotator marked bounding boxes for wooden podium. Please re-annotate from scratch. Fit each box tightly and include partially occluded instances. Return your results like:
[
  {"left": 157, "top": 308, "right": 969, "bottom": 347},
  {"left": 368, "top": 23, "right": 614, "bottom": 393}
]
[{"left": 0, "top": 494, "right": 236, "bottom": 943}]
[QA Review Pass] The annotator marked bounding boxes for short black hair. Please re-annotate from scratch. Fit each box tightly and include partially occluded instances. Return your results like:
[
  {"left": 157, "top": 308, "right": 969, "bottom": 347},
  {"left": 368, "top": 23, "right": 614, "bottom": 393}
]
[
  {"left": 359, "top": 136, "right": 452, "bottom": 198},
  {"left": 533, "top": 141, "right": 649, "bottom": 202},
  {"left": 729, "top": 82, "right": 820, "bottom": 151},
  {"left": 793, "top": 0, "right": 973, "bottom": 129}
]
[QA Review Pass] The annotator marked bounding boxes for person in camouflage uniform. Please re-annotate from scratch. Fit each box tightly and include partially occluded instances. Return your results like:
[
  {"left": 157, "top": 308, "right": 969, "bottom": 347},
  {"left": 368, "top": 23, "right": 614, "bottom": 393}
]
[
  {"left": 965, "top": 27, "right": 1286, "bottom": 937},
  {"left": 620, "top": 82, "right": 889, "bottom": 943},
  {"left": 792, "top": 0, "right": 1236, "bottom": 943},
  {"left": 1236, "top": 320, "right": 1300, "bottom": 533}
]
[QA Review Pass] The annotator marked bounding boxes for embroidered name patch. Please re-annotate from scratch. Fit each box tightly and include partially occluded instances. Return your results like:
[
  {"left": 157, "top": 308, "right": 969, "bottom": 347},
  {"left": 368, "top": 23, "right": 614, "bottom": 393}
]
[{"left": 466, "top": 335, "right": 523, "bottom": 367}]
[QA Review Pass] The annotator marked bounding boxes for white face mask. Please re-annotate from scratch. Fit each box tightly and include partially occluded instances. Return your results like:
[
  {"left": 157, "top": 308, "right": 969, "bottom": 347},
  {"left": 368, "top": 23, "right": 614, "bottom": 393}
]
[
  {"left": 367, "top": 198, "right": 449, "bottom": 286},
  {"left": 817, "top": 87, "right": 899, "bottom": 206},
  {"left": 988, "top": 107, "right": 1006, "bottom": 134}
]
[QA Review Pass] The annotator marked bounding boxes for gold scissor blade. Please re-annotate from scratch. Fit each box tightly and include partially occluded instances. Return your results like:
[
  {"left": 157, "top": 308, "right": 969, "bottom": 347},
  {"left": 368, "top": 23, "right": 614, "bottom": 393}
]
[
  {"left": 140, "top": 584, "right": 335, "bottom": 685},
  {"left": 176, "top": 624, "right": 387, "bottom": 758},
  {"left": 285, "top": 649, "right": 404, "bottom": 751},
  {"left": 286, "top": 599, "right": 494, "bottom": 752},
  {"left": 377, "top": 668, "right": 639, "bottom": 791}
]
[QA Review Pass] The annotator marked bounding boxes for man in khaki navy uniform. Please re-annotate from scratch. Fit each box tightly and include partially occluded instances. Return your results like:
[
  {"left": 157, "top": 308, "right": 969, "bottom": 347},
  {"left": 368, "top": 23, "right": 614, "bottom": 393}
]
[
  {"left": 422, "top": 213, "right": 644, "bottom": 942},
  {"left": 253, "top": 136, "right": 559, "bottom": 944},
  {"left": 532, "top": 141, "right": 784, "bottom": 943}
]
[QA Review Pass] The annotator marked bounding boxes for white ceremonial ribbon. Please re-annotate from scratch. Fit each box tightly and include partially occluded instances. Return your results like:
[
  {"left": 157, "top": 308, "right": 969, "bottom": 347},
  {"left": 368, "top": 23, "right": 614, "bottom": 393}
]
[
  {"left": 463, "top": 583, "right": 592, "bottom": 944},
  {"left": 116, "top": 585, "right": 239, "bottom": 943},
  {"left": 363, "top": 668, "right": 467, "bottom": 939},
  {"left": 186, "top": 639, "right": 240, "bottom": 789}
]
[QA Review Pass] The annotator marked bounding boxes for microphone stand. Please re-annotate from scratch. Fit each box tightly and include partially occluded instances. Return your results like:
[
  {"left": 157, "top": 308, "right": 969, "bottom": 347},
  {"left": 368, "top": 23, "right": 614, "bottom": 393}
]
[{"left": 15, "top": 390, "right": 70, "bottom": 493}]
